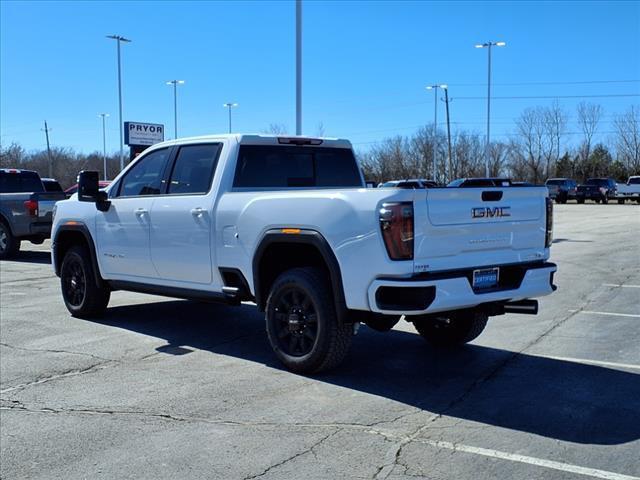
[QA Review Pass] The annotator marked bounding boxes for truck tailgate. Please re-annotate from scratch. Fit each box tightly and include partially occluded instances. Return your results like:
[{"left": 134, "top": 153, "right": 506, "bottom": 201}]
[
  {"left": 412, "top": 187, "right": 548, "bottom": 272},
  {"left": 35, "top": 192, "right": 66, "bottom": 221}
]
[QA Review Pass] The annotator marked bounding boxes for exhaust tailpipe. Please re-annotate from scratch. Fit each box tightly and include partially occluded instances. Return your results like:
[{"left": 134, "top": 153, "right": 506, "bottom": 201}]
[{"left": 503, "top": 299, "right": 538, "bottom": 315}]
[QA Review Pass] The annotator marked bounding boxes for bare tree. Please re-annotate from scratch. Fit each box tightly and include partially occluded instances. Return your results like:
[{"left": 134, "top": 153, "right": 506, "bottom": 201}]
[
  {"left": 613, "top": 105, "right": 640, "bottom": 173},
  {"left": 576, "top": 102, "right": 603, "bottom": 172},
  {"left": 315, "top": 121, "right": 325, "bottom": 137},
  {"left": 263, "top": 123, "right": 288, "bottom": 135},
  {"left": 510, "top": 107, "right": 554, "bottom": 183},
  {"left": 543, "top": 101, "right": 568, "bottom": 177}
]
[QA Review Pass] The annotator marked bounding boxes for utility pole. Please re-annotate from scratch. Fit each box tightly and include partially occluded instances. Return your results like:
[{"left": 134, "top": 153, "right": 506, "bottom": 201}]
[
  {"left": 43, "top": 121, "right": 53, "bottom": 178},
  {"left": 107, "top": 35, "right": 131, "bottom": 171},
  {"left": 475, "top": 41, "right": 506, "bottom": 177},
  {"left": 426, "top": 84, "right": 447, "bottom": 181},
  {"left": 296, "top": 0, "right": 302, "bottom": 135},
  {"left": 443, "top": 88, "right": 453, "bottom": 182},
  {"left": 223, "top": 103, "right": 238, "bottom": 133},
  {"left": 166, "top": 80, "right": 185, "bottom": 139},
  {"left": 99, "top": 114, "right": 110, "bottom": 180}
]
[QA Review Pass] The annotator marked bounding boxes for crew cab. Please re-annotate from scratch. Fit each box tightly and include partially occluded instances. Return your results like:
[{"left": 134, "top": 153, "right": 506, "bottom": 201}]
[
  {"left": 51, "top": 134, "right": 557, "bottom": 373},
  {"left": 576, "top": 178, "right": 617, "bottom": 204},
  {"left": 0, "top": 169, "right": 66, "bottom": 258}
]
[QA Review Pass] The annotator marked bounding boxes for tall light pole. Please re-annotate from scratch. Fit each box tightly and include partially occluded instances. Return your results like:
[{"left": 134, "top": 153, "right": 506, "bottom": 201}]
[
  {"left": 166, "top": 80, "right": 185, "bottom": 139},
  {"left": 223, "top": 103, "right": 238, "bottom": 133},
  {"left": 295, "top": 0, "right": 302, "bottom": 135},
  {"left": 426, "top": 84, "right": 447, "bottom": 181},
  {"left": 98, "top": 113, "right": 110, "bottom": 180},
  {"left": 106, "top": 35, "right": 131, "bottom": 171},
  {"left": 475, "top": 41, "right": 506, "bottom": 177}
]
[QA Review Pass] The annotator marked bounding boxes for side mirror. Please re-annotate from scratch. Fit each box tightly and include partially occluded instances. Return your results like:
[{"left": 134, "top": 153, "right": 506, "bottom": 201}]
[{"left": 77, "top": 170, "right": 111, "bottom": 212}]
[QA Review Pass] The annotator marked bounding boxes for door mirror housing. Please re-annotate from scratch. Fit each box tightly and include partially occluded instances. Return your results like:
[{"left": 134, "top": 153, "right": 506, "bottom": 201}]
[{"left": 77, "top": 170, "right": 111, "bottom": 212}]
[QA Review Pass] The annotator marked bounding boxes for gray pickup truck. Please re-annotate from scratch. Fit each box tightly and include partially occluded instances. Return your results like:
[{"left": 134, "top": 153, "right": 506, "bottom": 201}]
[{"left": 0, "top": 169, "right": 66, "bottom": 259}]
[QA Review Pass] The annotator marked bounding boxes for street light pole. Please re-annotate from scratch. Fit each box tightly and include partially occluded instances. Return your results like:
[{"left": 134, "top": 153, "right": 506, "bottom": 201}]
[
  {"left": 443, "top": 88, "right": 453, "bottom": 182},
  {"left": 99, "top": 113, "right": 110, "bottom": 180},
  {"left": 106, "top": 35, "right": 131, "bottom": 171},
  {"left": 223, "top": 103, "right": 238, "bottom": 133},
  {"left": 475, "top": 41, "right": 506, "bottom": 177},
  {"left": 296, "top": 0, "right": 302, "bottom": 135},
  {"left": 426, "top": 84, "right": 447, "bottom": 181},
  {"left": 166, "top": 80, "right": 185, "bottom": 139}
]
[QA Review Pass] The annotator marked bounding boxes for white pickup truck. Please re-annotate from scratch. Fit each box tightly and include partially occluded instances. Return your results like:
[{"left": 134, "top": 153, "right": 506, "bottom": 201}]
[
  {"left": 51, "top": 134, "right": 557, "bottom": 373},
  {"left": 616, "top": 176, "right": 640, "bottom": 203}
]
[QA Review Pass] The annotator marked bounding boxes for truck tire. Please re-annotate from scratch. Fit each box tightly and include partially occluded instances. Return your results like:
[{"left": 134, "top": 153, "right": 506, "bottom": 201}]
[
  {"left": 265, "top": 267, "right": 352, "bottom": 373},
  {"left": 413, "top": 310, "right": 488, "bottom": 347},
  {"left": 60, "top": 245, "right": 110, "bottom": 318},
  {"left": 0, "top": 221, "right": 20, "bottom": 259},
  {"left": 618, "top": 199, "right": 625, "bottom": 204},
  {"left": 601, "top": 195, "right": 608, "bottom": 204},
  {"left": 577, "top": 198, "right": 585, "bottom": 204}
]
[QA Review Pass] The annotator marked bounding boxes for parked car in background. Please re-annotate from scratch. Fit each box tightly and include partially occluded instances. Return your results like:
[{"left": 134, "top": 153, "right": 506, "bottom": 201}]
[
  {"left": 447, "top": 178, "right": 512, "bottom": 187},
  {"left": 65, "top": 181, "right": 111, "bottom": 198},
  {"left": 0, "top": 169, "right": 66, "bottom": 258},
  {"left": 576, "top": 178, "right": 617, "bottom": 204},
  {"left": 615, "top": 176, "right": 640, "bottom": 204},
  {"left": 379, "top": 178, "right": 438, "bottom": 188},
  {"left": 41, "top": 178, "right": 64, "bottom": 193},
  {"left": 545, "top": 178, "right": 577, "bottom": 204}
]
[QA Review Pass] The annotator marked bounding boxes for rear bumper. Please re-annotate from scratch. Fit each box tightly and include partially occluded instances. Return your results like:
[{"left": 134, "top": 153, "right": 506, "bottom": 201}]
[{"left": 367, "top": 262, "right": 557, "bottom": 315}]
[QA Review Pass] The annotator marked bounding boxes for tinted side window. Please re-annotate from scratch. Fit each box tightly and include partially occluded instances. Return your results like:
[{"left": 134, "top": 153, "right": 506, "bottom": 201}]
[
  {"left": 119, "top": 149, "right": 169, "bottom": 197},
  {"left": 168, "top": 144, "right": 222, "bottom": 195},
  {"left": 233, "top": 146, "right": 362, "bottom": 188}
]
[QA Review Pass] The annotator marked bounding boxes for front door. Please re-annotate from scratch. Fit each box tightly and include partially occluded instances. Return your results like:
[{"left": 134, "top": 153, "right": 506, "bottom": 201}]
[{"left": 96, "top": 147, "right": 172, "bottom": 279}]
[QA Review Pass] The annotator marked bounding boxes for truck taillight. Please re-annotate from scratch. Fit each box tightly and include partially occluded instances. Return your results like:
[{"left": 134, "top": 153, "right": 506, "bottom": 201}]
[
  {"left": 24, "top": 199, "right": 38, "bottom": 217},
  {"left": 545, "top": 197, "right": 553, "bottom": 248},
  {"left": 379, "top": 202, "right": 414, "bottom": 260}
]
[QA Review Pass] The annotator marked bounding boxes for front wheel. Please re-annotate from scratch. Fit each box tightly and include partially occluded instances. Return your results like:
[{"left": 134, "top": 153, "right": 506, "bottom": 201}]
[
  {"left": 0, "top": 222, "right": 20, "bottom": 259},
  {"left": 413, "top": 310, "right": 488, "bottom": 347},
  {"left": 601, "top": 195, "right": 609, "bottom": 204},
  {"left": 265, "top": 267, "right": 352, "bottom": 373},
  {"left": 617, "top": 199, "right": 625, "bottom": 205},
  {"left": 60, "top": 245, "right": 110, "bottom": 318},
  {"left": 577, "top": 198, "right": 585, "bottom": 204}
]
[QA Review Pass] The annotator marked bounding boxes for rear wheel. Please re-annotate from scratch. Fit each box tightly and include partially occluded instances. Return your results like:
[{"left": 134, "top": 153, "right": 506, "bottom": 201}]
[
  {"left": 265, "top": 267, "right": 352, "bottom": 373},
  {"left": 60, "top": 245, "right": 110, "bottom": 318},
  {"left": 413, "top": 310, "right": 488, "bottom": 347},
  {"left": 618, "top": 199, "right": 625, "bottom": 204},
  {"left": 577, "top": 198, "right": 585, "bottom": 204},
  {"left": 601, "top": 195, "right": 609, "bottom": 204},
  {"left": 0, "top": 221, "right": 20, "bottom": 259}
]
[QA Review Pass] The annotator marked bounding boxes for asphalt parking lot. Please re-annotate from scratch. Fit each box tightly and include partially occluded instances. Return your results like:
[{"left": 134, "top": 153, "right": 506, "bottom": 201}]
[{"left": 1, "top": 203, "right": 639, "bottom": 480}]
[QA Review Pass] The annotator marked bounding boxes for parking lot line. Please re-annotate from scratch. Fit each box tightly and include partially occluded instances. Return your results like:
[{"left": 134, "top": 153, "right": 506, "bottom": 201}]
[
  {"left": 530, "top": 354, "right": 640, "bottom": 371},
  {"left": 569, "top": 310, "right": 640, "bottom": 318},
  {"left": 416, "top": 439, "right": 640, "bottom": 480},
  {"left": 603, "top": 284, "right": 640, "bottom": 288}
]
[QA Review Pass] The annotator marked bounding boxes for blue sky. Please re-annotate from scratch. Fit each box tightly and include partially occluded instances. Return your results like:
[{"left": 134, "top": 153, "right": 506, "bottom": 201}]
[{"left": 1, "top": 0, "right": 639, "bottom": 154}]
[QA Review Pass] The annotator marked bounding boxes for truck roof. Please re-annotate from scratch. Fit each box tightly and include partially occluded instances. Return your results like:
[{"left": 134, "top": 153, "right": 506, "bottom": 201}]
[{"left": 151, "top": 134, "right": 352, "bottom": 150}]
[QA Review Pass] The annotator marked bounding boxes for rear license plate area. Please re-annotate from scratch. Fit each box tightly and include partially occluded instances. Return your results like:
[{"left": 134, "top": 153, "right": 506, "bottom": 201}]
[{"left": 473, "top": 267, "right": 499, "bottom": 290}]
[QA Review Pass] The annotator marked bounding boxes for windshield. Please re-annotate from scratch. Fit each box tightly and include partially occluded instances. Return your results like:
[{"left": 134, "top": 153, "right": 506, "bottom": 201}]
[
  {"left": 628, "top": 177, "right": 640, "bottom": 185},
  {"left": 546, "top": 179, "right": 564, "bottom": 186}
]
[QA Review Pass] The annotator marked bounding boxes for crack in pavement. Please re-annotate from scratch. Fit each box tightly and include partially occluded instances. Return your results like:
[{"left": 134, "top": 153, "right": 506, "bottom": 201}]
[
  {"left": 243, "top": 430, "right": 340, "bottom": 479},
  {"left": 0, "top": 361, "right": 116, "bottom": 395},
  {"left": 0, "top": 342, "right": 114, "bottom": 362}
]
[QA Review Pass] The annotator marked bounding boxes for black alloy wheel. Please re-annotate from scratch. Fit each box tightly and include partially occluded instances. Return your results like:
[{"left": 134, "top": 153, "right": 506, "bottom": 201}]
[
  {"left": 62, "top": 255, "right": 87, "bottom": 307},
  {"left": 272, "top": 287, "right": 318, "bottom": 357}
]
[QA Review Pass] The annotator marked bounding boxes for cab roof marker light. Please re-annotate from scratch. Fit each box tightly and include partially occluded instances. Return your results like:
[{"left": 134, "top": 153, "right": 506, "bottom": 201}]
[
  {"left": 277, "top": 137, "right": 323, "bottom": 146},
  {"left": 282, "top": 228, "right": 301, "bottom": 234}
]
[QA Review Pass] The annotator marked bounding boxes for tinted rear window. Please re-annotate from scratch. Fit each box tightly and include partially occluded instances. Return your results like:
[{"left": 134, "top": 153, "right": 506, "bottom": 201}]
[
  {"left": 233, "top": 146, "right": 362, "bottom": 189},
  {"left": 545, "top": 180, "right": 564, "bottom": 186},
  {"left": 0, "top": 171, "right": 44, "bottom": 193},
  {"left": 629, "top": 177, "right": 640, "bottom": 185},
  {"left": 42, "top": 180, "right": 63, "bottom": 192},
  {"left": 586, "top": 179, "right": 607, "bottom": 186}
]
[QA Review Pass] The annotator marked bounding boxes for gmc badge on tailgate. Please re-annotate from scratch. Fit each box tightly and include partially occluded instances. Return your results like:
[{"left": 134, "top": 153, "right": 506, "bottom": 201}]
[{"left": 472, "top": 206, "right": 511, "bottom": 219}]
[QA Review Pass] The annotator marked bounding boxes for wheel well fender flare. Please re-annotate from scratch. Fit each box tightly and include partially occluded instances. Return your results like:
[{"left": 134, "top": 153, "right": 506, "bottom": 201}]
[
  {"left": 252, "top": 229, "right": 349, "bottom": 324},
  {"left": 53, "top": 223, "right": 104, "bottom": 288}
]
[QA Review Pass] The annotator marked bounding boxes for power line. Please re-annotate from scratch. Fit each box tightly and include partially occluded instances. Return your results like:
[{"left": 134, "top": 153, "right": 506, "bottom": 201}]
[
  {"left": 454, "top": 94, "right": 640, "bottom": 100},
  {"left": 449, "top": 79, "right": 640, "bottom": 87}
]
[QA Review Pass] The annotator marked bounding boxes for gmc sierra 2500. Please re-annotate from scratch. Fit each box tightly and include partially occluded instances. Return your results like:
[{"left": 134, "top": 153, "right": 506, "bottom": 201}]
[{"left": 51, "top": 134, "right": 557, "bottom": 373}]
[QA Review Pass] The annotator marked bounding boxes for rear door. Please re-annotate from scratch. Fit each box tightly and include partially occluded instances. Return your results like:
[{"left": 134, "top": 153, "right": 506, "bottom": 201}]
[
  {"left": 412, "top": 187, "right": 547, "bottom": 272},
  {"left": 149, "top": 143, "right": 222, "bottom": 285}
]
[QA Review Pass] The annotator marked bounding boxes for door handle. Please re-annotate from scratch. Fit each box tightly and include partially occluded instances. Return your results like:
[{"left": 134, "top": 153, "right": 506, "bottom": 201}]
[
  {"left": 191, "top": 207, "right": 206, "bottom": 217},
  {"left": 134, "top": 208, "right": 148, "bottom": 216}
]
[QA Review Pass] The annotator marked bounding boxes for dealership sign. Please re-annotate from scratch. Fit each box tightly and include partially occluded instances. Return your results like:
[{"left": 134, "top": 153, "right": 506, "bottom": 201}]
[{"left": 124, "top": 121, "right": 164, "bottom": 146}]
